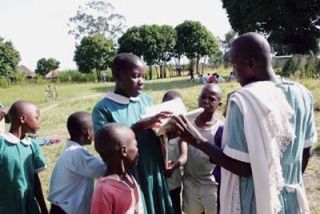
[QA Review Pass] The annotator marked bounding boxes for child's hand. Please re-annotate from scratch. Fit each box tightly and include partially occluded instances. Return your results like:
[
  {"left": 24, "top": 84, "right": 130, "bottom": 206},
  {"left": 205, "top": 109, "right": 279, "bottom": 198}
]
[
  {"left": 134, "top": 111, "right": 172, "bottom": 132},
  {"left": 165, "top": 160, "right": 180, "bottom": 178}
]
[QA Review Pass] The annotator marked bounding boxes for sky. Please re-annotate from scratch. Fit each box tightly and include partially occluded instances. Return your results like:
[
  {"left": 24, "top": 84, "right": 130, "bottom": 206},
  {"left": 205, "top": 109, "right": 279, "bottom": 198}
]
[{"left": 0, "top": 0, "right": 231, "bottom": 70}]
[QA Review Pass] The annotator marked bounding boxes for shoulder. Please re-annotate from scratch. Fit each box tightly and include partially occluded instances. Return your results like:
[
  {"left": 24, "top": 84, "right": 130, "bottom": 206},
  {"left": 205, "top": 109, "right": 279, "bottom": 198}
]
[{"left": 139, "top": 93, "right": 152, "bottom": 104}]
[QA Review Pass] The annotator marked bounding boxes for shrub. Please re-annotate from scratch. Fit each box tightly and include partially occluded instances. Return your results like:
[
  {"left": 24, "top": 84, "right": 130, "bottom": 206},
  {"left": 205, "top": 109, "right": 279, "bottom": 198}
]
[{"left": 0, "top": 76, "right": 10, "bottom": 88}]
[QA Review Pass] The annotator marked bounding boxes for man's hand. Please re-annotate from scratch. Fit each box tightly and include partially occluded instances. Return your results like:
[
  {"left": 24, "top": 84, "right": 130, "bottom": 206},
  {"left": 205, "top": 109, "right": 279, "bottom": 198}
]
[{"left": 173, "top": 115, "right": 207, "bottom": 149}]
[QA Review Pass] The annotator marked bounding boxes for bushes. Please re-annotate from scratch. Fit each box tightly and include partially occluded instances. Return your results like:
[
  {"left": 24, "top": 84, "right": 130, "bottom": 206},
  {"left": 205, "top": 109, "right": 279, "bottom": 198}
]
[
  {"left": 0, "top": 76, "right": 10, "bottom": 88},
  {"left": 58, "top": 70, "right": 96, "bottom": 83},
  {"left": 281, "top": 54, "right": 319, "bottom": 78}
]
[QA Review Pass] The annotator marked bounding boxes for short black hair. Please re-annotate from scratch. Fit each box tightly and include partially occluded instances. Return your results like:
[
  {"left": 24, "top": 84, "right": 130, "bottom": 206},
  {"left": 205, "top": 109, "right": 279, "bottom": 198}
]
[
  {"left": 95, "top": 123, "right": 132, "bottom": 163},
  {"left": 8, "top": 100, "right": 37, "bottom": 123},
  {"left": 162, "top": 90, "right": 182, "bottom": 102},
  {"left": 67, "top": 111, "right": 92, "bottom": 138},
  {"left": 111, "top": 53, "right": 143, "bottom": 80}
]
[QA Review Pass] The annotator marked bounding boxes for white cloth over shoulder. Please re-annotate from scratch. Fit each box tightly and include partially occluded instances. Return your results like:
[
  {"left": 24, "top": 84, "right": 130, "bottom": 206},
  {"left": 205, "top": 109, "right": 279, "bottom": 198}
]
[{"left": 220, "top": 81, "right": 296, "bottom": 214}]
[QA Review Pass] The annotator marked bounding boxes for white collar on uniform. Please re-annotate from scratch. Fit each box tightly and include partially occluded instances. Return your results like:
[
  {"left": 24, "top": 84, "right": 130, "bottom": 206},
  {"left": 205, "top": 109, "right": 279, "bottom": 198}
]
[
  {"left": 105, "top": 92, "right": 141, "bottom": 104},
  {"left": 0, "top": 132, "right": 32, "bottom": 145}
]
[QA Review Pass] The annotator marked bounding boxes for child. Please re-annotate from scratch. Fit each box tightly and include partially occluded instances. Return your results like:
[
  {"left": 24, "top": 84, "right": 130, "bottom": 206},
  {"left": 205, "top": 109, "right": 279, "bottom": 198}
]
[
  {"left": 91, "top": 123, "right": 144, "bottom": 213},
  {"left": 162, "top": 91, "right": 188, "bottom": 214},
  {"left": 182, "top": 84, "right": 223, "bottom": 214},
  {"left": 48, "top": 111, "right": 106, "bottom": 214},
  {"left": 92, "top": 53, "right": 173, "bottom": 214},
  {"left": 0, "top": 100, "right": 48, "bottom": 214}
]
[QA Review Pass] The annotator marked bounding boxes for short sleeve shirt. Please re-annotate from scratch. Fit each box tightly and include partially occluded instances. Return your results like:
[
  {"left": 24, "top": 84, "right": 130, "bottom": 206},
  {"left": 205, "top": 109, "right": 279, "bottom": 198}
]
[{"left": 0, "top": 132, "right": 46, "bottom": 214}]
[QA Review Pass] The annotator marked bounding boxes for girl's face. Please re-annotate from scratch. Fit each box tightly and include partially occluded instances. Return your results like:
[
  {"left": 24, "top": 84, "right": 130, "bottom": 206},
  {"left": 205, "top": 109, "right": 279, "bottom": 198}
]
[
  {"left": 22, "top": 107, "right": 40, "bottom": 134},
  {"left": 198, "top": 86, "right": 221, "bottom": 113},
  {"left": 119, "top": 65, "right": 145, "bottom": 98}
]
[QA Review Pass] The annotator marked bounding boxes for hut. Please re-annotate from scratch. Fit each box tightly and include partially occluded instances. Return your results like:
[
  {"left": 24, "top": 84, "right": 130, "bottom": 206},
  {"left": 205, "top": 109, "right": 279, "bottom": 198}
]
[
  {"left": 18, "top": 65, "right": 36, "bottom": 79},
  {"left": 45, "top": 69, "right": 60, "bottom": 79}
]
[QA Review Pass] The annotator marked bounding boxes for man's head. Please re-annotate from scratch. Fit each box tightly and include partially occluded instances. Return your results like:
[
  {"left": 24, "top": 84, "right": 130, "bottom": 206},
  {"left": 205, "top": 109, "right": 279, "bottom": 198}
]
[
  {"left": 8, "top": 100, "right": 40, "bottom": 134},
  {"left": 230, "top": 32, "right": 273, "bottom": 86},
  {"left": 95, "top": 123, "right": 138, "bottom": 167},
  {"left": 111, "top": 53, "right": 145, "bottom": 98},
  {"left": 198, "top": 84, "right": 222, "bottom": 113},
  {"left": 67, "top": 111, "right": 93, "bottom": 145}
]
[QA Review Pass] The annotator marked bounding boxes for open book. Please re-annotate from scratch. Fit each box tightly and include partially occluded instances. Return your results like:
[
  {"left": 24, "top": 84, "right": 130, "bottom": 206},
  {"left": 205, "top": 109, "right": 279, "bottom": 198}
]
[{"left": 142, "top": 99, "right": 203, "bottom": 169}]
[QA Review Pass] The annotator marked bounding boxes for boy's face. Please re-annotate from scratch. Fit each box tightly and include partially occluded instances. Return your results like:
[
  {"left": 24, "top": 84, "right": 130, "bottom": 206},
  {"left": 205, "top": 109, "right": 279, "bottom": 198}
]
[
  {"left": 124, "top": 130, "right": 138, "bottom": 166},
  {"left": 85, "top": 122, "right": 94, "bottom": 145},
  {"left": 119, "top": 63, "right": 145, "bottom": 98},
  {"left": 198, "top": 86, "right": 221, "bottom": 113},
  {"left": 23, "top": 107, "right": 40, "bottom": 134}
]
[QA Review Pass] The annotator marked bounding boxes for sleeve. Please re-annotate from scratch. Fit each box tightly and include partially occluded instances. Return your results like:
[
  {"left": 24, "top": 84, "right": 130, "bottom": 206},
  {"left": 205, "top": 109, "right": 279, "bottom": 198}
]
[
  {"left": 67, "top": 148, "right": 106, "bottom": 179},
  {"left": 304, "top": 94, "right": 317, "bottom": 148},
  {"left": 223, "top": 101, "right": 250, "bottom": 163},
  {"left": 92, "top": 101, "right": 113, "bottom": 134},
  {"left": 31, "top": 141, "right": 47, "bottom": 173}
]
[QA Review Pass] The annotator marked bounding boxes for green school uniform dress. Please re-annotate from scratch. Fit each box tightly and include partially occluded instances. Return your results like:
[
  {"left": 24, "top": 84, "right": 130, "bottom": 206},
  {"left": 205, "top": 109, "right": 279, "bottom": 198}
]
[
  {"left": 223, "top": 81, "right": 317, "bottom": 214},
  {"left": 0, "top": 132, "right": 47, "bottom": 214},
  {"left": 92, "top": 92, "right": 174, "bottom": 214}
]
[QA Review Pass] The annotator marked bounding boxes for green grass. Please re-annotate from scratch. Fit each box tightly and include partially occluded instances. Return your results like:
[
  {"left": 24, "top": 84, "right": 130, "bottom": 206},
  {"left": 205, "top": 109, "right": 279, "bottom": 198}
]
[{"left": 1, "top": 76, "right": 319, "bottom": 211}]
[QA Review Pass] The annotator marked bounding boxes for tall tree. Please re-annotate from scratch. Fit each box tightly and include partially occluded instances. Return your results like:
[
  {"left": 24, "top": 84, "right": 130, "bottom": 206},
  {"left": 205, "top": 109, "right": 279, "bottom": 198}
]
[
  {"left": 74, "top": 34, "right": 116, "bottom": 82},
  {"left": 222, "top": 0, "right": 320, "bottom": 54},
  {"left": 68, "top": 0, "right": 126, "bottom": 42},
  {"left": 175, "top": 20, "right": 219, "bottom": 73},
  {"left": 118, "top": 25, "right": 176, "bottom": 79},
  {"left": 35, "top": 58, "right": 60, "bottom": 76},
  {"left": 0, "top": 37, "right": 20, "bottom": 78}
]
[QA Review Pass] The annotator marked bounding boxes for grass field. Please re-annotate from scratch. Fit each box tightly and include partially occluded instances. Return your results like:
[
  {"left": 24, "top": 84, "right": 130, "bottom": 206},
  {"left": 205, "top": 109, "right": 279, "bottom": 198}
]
[{"left": 1, "top": 76, "right": 319, "bottom": 212}]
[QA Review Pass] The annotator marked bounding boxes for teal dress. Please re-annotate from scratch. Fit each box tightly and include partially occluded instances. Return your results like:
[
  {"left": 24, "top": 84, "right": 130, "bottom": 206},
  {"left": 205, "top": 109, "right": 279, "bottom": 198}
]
[
  {"left": 92, "top": 92, "right": 173, "bottom": 214},
  {"left": 223, "top": 81, "right": 317, "bottom": 214}
]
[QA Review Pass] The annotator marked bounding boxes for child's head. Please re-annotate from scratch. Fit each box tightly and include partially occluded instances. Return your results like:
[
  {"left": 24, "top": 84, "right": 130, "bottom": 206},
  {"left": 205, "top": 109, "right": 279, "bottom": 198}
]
[
  {"left": 111, "top": 53, "right": 145, "bottom": 98},
  {"left": 162, "top": 90, "right": 182, "bottom": 103},
  {"left": 67, "top": 111, "right": 93, "bottom": 145},
  {"left": 198, "top": 84, "right": 222, "bottom": 113},
  {"left": 95, "top": 123, "right": 138, "bottom": 169},
  {"left": 8, "top": 100, "right": 40, "bottom": 135}
]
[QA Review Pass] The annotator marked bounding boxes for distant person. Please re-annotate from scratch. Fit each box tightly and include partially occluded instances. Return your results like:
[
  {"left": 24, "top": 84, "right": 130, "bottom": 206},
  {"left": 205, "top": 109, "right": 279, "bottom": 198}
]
[
  {"left": 92, "top": 53, "right": 174, "bottom": 214},
  {"left": 215, "top": 74, "right": 225, "bottom": 83},
  {"left": 0, "top": 100, "right": 48, "bottom": 214},
  {"left": 91, "top": 123, "right": 144, "bottom": 213},
  {"left": 162, "top": 91, "right": 188, "bottom": 214},
  {"left": 173, "top": 32, "right": 317, "bottom": 213},
  {"left": 198, "top": 74, "right": 208, "bottom": 84},
  {"left": 182, "top": 84, "right": 223, "bottom": 214},
  {"left": 208, "top": 73, "right": 217, "bottom": 83},
  {"left": 189, "top": 67, "right": 194, "bottom": 81},
  {"left": 228, "top": 71, "right": 236, "bottom": 82},
  {"left": 48, "top": 111, "right": 106, "bottom": 214}
]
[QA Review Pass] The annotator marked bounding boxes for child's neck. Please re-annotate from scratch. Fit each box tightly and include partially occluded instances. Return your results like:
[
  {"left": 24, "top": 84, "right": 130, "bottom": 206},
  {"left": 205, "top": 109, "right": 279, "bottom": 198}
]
[
  {"left": 70, "top": 137, "right": 86, "bottom": 146},
  {"left": 106, "top": 164, "right": 136, "bottom": 188},
  {"left": 114, "top": 87, "right": 130, "bottom": 98},
  {"left": 195, "top": 110, "right": 216, "bottom": 128},
  {"left": 9, "top": 125, "right": 25, "bottom": 139}
]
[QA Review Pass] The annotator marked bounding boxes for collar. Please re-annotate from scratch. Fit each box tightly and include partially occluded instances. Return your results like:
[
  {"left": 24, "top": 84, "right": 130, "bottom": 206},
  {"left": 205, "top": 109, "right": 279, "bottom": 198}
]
[
  {"left": 0, "top": 132, "right": 32, "bottom": 145},
  {"left": 105, "top": 92, "right": 141, "bottom": 104}
]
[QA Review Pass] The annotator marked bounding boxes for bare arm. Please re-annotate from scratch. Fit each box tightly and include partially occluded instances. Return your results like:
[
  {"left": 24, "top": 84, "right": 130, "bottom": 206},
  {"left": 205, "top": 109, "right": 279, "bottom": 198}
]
[
  {"left": 177, "top": 140, "right": 188, "bottom": 166},
  {"left": 302, "top": 146, "right": 312, "bottom": 173},
  {"left": 174, "top": 115, "right": 252, "bottom": 177},
  {"left": 34, "top": 173, "right": 48, "bottom": 214}
]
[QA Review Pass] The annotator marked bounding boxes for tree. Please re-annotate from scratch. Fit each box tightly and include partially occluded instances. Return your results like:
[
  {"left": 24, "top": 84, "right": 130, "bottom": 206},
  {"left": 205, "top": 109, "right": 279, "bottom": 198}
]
[
  {"left": 35, "top": 58, "right": 60, "bottom": 76},
  {"left": 118, "top": 25, "right": 176, "bottom": 79},
  {"left": 0, "top": 37, "right": 20, "bottom": 78},
  {"left": 68, "top": 0, "right": 126, "bottom": 42},
  {"left": 175, "top": 20, "right": 219, "bottom": 73},
  {"left": 222, "top": 0, "right": 320, "bottom": 54},
  {"left": 74, "top": 34, "right": 116, "bottom": 82}
]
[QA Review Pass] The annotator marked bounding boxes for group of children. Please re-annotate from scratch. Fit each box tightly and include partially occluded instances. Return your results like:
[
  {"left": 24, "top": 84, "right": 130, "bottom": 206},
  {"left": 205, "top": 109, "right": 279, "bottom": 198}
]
[{"left": 0, "top": 53, "right": 225, "bottom": 214}]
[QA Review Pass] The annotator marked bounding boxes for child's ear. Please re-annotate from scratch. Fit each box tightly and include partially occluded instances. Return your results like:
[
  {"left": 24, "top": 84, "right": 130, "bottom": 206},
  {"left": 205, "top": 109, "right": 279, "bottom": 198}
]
[
  {"left": 120, "top": 146, "right": 127, "bottom": 157},
  {"left": 20, "top": 115, "right": 27, "bottom": 124}
]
